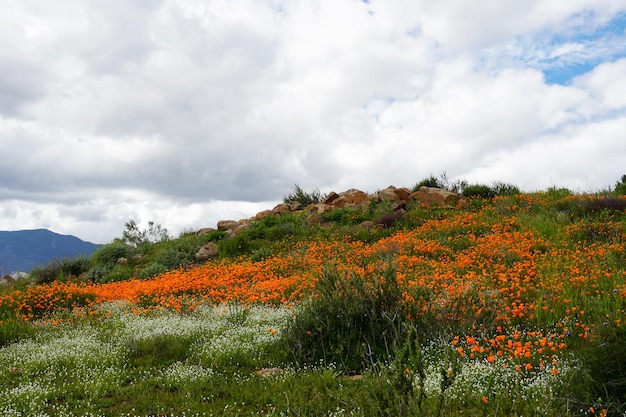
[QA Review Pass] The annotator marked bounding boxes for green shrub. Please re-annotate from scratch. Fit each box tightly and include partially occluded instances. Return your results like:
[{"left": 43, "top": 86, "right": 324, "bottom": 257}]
[
  {"left": 91, "top": 241, "right": 130, "bottom": 267},
  {"left": 154, "top": 247, "right": 190, "bottom": 270},
  {"left": 492, "top": 181, "right": 520, "bottom": 196},
  {"left": 413, "top": 174, "right": 444, "bottom": 191},
  {"left": 545, "top": 187, "right": 573, "bottom": 200},
  {"left": 101, "top": 264, "right": 135, "bottom": 283},
  {"left": 30, "top": 259, "right": 64, "bottom": 285},
  {"left": 137, "top": 263, "right": 168, "bottom": 280},
  {"left": 614, "top": 175, "right": 626, "bottom": 196},
  {"left": 283, "top": 184, "right": 325, "bottom": 206},
  {"left": 29, "top": 256, "right": 92, "bottom": 285},
  {"left": 577, "top": 323, "right": 626, "bottom": 412},
  {"left": 84, "top": 265, "right": 109, "bottom": 283},
  {"left": 320, "top": 208, "right": 368, "bottom": 225},
  {"left": 282, "top": 264, "right": 415, "bottom": 372},
  {"left": 462, "top": 184, "right": 496, "bottom": 199}
]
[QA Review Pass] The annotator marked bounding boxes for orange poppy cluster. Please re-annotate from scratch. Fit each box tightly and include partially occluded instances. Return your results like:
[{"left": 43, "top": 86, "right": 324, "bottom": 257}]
[{"left": 1, "top": 194, "right": 624, "bottom": 373}]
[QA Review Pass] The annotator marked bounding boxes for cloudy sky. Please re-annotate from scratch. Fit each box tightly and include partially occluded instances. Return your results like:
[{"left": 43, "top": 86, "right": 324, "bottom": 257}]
[{"left": 1, "top": 0, "right": 625, "bottom": 243}]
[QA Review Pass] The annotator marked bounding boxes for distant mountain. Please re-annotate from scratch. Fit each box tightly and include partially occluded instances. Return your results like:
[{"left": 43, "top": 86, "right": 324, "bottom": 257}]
[{"left": 0, "top": 229, "right": 101, "bottom": 275}]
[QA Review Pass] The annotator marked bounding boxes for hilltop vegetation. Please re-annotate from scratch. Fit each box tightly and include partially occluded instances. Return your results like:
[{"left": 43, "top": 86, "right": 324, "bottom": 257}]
[{"left": 0, "top": 174, "right": 625, "bottom": 416}]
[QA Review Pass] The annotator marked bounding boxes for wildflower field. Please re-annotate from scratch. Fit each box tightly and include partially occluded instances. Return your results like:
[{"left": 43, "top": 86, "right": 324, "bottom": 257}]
[{"left": 1, "top": 190, "right": 625, "bottom": 416}]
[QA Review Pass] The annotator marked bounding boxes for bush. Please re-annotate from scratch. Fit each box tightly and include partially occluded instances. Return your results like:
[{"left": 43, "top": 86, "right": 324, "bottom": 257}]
[
  {"left": 30, "top": 256, "right": 91, "bottom": 284},
  {"left": 614, "top": 175, "right": 626, "bottom": 196},
  {"left": 137, "top": 263, "right": 168, "bottom": 280},
  {"left": 84, "top": 265, "right": 109, "bottom": 283},
  {"left": 282, "top": 264, "right": 414, "bottom": 372},
  {"left": 283, "top": 184, "right": 325, "bottom": 206},
  {"left": 91, "top": 241, "right": 130, "bottom": 267},
  {"left": 492, "top": 181, "right": 520, "bottom": 196},
  {"left": 412, "top": 172, "right": 467, "bottom": 193},
  {"left": 30, "top": 260, "right": 63, "bottom": 285},
  {"left": 462, "top": 184, "right": 496, "bottom": 199},
  {"left": 413, "top": 174, "right": 444, "bottom": 191}
]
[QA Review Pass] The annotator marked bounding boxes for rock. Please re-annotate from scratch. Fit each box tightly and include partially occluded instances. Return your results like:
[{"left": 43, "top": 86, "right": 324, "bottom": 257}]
[
  {"left": 197, "top": 227, "right": 217, "bottom": 236},
  {"left": 310, "top": 203, "right": 335, "bottom": 214},
  {"left": 195, "top": 242, "right": 220, "bottom": 261},
  {"left": 412, "top": 186, "right": 459, "bottom": 206},
  {"left": 378, "top": 186, "right": 412, "bottom": 202},
  {"left": 117, "top": 257, "right": 128, "bottom": 265},
  {"left": 1, "top": 275, "right": 15, "bottom": 286},
  {"left": 323, "top": 191, "right": 340, "bottom": 205},
  {"left": 271, "top": 203, "right": 291, "bottom": 215},
  {"left": 217, "top": 220, "right": 241, "bottom": 231},
  {"left": 334, "top": 189, "right": 370, "bottom": 208},
  {"left": 255, "top": 209, "right": 272, "bottom": 220},
  {"left": 359, "top": 220, "right": 375, "bottom": 229}
]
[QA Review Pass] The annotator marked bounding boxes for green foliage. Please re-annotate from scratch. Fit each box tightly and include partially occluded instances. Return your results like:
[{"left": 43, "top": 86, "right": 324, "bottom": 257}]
[
  {"left": 91, "top": 240, "right": 130, "bottom": 267},
  {"left": 282, "top": 264, "right": 419, "bottom": 372},
  {"left": 545, "top": 186, "right": 573, "bottom": 200},
  {"left": 492, "top": 181, "right": 520, "bottom": 196},
  {"left": 136, "top": 262, "right": 168, "bottom": 280},
  {"left": 29, "top": 259, "right": 64, "bottom": 285},
  {"left": 122, "top": 219, "right": 170, "bottom": 247},
  {"left": 320, "top": 207, "right": 368, "bottom": 225},
  {"left": 615, "top": 175, "right": 626, "bottom": 196},
  {"left": 84, "top": 265, "right": 109, "bottom": 283},
  {"left": 283, "top": 184, "right": 326, "bottom": 206},
  {"left": 125, "top": 333, "right": 195, "bottom": 367},
  {"left": 413, "top": 172, "right": 467, "bottom": 193},
  {"left": 413, "top": 174, "right": 444, "bottom": 190},
  {"left": 29, "top": 256, "right": 91, "bottom": 285},
  {"left": 462, "top": 184, "right": 496, "bottom": 199}
]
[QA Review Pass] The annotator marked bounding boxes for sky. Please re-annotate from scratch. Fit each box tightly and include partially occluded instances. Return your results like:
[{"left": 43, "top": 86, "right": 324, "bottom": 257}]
[{"left": 1, "top": 0, "right": 626, "bottom": 244}]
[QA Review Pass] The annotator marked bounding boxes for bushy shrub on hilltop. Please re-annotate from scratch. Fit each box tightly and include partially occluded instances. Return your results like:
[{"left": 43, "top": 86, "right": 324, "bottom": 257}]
[
  {"left": 283, "top": 184, "right": 326, "bottom": 206},
  {"left": 615, "top": 174, "right": 626, "bottom": 196}
]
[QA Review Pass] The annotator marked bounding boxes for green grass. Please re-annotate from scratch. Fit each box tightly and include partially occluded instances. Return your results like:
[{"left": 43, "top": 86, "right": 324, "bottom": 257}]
[{"left": 0, "top": 302, "right": 581, "bottom": 416}]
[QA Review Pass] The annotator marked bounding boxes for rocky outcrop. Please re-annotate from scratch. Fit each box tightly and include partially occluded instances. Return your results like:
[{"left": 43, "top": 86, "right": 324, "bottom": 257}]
[
  {"left": 195, "top": 242, "right": 220, "bottom": 261},
  {"left": 197, "top": 227, "right": 217, "bottom": 236},
  {"left": 217, "top": 220, "right": 241, "bottom": 231},
  {"left": 412, "top": 186, "right": 459, "bottom": 206},
  {"left": 203, "top": 185, "right": 460, "bottom": 242}
]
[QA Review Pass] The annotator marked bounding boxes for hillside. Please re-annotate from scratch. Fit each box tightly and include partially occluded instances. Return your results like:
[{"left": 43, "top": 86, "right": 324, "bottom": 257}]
[
  {"left": 0, "top": 229, "right": 101, "bottom": 275},
  {"left": 1, "top": 180, "right": 625, "bottom": 416}
]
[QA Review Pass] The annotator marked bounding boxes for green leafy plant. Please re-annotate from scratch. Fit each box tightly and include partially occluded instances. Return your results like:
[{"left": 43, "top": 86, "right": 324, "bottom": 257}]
[
  {"left": 614, "top": 175, "right": 626, "bottom": 196},
  {"left": 283, "top": 184, "right": 326, "bottom": 206}
]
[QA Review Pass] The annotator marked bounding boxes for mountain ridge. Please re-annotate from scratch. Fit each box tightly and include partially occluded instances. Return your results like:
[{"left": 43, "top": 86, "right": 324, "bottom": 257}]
[{"left": 0, "top": 229, "right": 101, "bottom": 275}]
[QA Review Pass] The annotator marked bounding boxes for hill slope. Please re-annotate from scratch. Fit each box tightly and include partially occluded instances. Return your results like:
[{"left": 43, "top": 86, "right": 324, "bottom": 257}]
[{"left": 0, "top": 229, "right": 101, "bottom": 274}]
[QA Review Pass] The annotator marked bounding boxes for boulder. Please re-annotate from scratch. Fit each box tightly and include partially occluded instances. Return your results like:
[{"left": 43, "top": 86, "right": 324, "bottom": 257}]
[
  {"left": 195, "top": 242, "right": 220, "bottom": 261},
  {"left": 197, "top": 227, "right": 217, "bottom": 236},
  {"left": 378, "top": 186, "right": 412, "bottom": 203},
  {"left": 217, "top": 220, "right": 241, "bottom": 231},
  {"left": 334, "top": 189, "right": 370, "bottom": 208},
  {"left": 1, "top": 275, "right": 15, "bottom": 286},
  {"left": 254, "top": 209, "right": 272, "bottom": 221},
  {"left": 322, "top": 191, "right": 340, "bottom": 205},
  {"left": 412, "top": 186, "right": 459, "bottom": 206},
  {"left": 310, "top": 203, "right": 336, "bottom": 214},
  {"left": 271, "top": 203, "right": 291, "bottom": 215}
]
